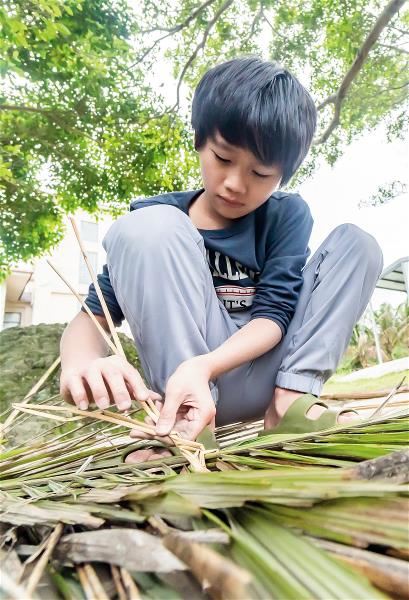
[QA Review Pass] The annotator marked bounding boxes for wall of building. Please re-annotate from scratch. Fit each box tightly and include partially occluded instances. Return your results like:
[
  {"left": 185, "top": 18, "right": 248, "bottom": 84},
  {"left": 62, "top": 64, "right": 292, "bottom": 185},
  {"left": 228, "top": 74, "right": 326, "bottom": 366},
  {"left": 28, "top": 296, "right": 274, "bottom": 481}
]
[
  {"left": 4, "top": 300, "right": 32, "bottom": 328},
  {"left": 30, "top": 213, "right": 112, "bottom": 325},
  {"left": 0, "top": 210, "right": 133, "bottom": 338}
]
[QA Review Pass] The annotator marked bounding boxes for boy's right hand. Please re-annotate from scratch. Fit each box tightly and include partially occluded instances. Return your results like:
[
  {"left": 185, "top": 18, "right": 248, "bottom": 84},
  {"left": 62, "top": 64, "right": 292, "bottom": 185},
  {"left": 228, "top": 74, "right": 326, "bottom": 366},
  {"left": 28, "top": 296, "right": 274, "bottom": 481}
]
[{"left": 60, "top": 355, "right": 161, "bottom": 412}]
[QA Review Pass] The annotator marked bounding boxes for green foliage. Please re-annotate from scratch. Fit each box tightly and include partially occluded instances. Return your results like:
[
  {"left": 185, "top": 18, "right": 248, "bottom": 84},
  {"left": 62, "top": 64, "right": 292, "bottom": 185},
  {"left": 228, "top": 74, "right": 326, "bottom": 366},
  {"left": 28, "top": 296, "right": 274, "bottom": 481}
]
[
  {"left": 339, "top": 302, "right": 409, "bottom": 371},
  {"left": 1, "top": 0, "right": 408, "bottom": 276},
  {"left": 0, "top": 0, "right": 200, "bottom": 277},
  {"left": 0, "top": 322, "right": 139, "bottom": 416},
  {"left": 137, "top": 0, "right": 409, "bottom": 179},
  {"left": 359, "top": 180, "right": 408, "bottom": 208}
]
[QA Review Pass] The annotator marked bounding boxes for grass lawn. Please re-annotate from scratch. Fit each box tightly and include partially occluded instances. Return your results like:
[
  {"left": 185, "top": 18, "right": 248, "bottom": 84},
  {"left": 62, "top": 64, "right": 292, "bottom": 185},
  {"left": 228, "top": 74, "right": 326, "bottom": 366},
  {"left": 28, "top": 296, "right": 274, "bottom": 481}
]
[{"left": 323, "top": 370, "right": 409, "bottom": 395}]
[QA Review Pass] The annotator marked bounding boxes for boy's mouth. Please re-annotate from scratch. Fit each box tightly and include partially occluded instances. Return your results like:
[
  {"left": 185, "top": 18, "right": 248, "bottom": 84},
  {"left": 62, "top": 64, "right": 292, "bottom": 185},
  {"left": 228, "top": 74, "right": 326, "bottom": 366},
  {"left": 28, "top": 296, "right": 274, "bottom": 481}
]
[{"left": 218, "top": 195, "right": 244, "bottom": 207}]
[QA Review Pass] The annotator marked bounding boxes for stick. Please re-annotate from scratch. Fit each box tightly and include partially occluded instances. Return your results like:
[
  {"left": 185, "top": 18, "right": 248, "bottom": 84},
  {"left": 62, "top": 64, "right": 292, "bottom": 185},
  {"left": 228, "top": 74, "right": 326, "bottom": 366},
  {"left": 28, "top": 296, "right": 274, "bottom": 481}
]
[
  {"left": 47, "top": 259, "right": 118, "bottom": 354},
  {"left": 321, "top": 385, "right": 409, "bottom": 400},
  {"left": 1, "top": 356, "right": 61, "bottom": 433},
  {"left": 111, "top": 565, "right": 127, "bottom": 600},
  {"left": 69, "top": 216, "right": 125, "bottom": 357},
  {"left": 68, "top": 216, "right": 159, "bottom": 424},
  {"left": 25, "top": 523, "right": 63, "bottom": 597},
  {"left": 83, "top": 564, "right": 109, "bottom": 600},
  {"left": 370, "top": 376, "right": 406, "bottom": 418},
  {"left": 77, "top": 566, "right": 95, "bottom": 600},
  {"left": 12, "top": 403, "right": 203, "bottom": 450},
  {"left": 120, "top": 568, "right": 140, "bottom": 599}
]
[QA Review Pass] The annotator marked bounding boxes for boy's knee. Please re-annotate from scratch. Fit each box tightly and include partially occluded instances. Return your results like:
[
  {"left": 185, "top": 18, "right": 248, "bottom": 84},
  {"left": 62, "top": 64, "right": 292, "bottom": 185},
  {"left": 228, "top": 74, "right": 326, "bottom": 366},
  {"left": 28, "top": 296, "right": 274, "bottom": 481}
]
[
  {"left": 336, "top": 223, "right": 383, "bottom": 275},
  {"left": 104, "top": 205, "right": 193, "bottom": 254}
]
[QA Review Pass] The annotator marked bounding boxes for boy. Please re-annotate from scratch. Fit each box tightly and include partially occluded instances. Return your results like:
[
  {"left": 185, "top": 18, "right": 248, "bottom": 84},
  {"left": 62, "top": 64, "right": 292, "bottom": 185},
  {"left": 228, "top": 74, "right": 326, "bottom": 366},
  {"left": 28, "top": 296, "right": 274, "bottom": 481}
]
[{"left": 60, "top": 57, "right": 383, "bottom": 459}]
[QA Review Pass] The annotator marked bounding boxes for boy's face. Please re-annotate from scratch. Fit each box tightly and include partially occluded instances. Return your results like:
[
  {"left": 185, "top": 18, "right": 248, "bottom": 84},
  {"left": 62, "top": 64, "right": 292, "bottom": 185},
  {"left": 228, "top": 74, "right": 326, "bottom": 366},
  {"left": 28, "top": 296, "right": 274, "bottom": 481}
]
[{"left": 197, "top": 131, "right": 282, "bottom": 221}]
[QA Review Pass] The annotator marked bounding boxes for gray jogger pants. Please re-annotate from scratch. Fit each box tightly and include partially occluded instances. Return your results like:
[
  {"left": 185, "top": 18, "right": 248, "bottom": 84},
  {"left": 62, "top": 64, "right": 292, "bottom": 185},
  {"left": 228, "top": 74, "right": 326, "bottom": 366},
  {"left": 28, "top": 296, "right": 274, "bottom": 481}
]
[{"left": 104, "top": 205, "right": 383, "bottom": 426}]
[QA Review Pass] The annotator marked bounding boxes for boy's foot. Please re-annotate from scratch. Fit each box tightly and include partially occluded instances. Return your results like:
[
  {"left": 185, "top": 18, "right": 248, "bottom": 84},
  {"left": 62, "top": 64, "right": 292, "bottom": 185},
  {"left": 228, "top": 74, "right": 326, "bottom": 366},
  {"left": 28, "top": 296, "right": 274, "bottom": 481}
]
[
  {"left": 264, "top": 387, "right": 358, "bottom": 432},
  {"left": 125, "top": 447, "right": 172, "bottom": 463}
]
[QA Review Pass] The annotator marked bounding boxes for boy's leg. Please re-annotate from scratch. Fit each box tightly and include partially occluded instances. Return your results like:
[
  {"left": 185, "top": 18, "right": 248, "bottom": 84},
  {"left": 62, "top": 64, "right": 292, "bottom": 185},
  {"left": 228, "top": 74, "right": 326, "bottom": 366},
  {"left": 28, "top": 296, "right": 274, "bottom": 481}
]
[
  {"left": 102, "top": 204, "right": 238, "bottom": 400},
  {"left": 104, "top": 210, "right": 383, "bottom": 427},
  {"left": 275, "top": 224, "right": 383, "bottom": 391},
  {"left": 216, "top": 223, "right": 383, "bottom": 426}
]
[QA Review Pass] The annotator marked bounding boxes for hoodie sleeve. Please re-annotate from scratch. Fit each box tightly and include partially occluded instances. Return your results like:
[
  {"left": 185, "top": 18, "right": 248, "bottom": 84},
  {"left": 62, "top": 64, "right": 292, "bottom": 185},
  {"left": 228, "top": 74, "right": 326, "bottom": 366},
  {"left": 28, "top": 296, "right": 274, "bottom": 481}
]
[
  {"left": 250, "top": 194, "right": 313, "bottom": 335},
  {"left": 82, "top": 263, "right": 124, "bottom": 326}
]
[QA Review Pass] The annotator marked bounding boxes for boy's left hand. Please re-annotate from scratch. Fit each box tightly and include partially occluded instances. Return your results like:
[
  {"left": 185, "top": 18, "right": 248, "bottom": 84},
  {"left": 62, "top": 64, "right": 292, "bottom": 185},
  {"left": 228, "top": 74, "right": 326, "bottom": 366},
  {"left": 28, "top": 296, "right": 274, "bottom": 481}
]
[{"left": 156, "top": 355, "right": 216, "bottom": 441}]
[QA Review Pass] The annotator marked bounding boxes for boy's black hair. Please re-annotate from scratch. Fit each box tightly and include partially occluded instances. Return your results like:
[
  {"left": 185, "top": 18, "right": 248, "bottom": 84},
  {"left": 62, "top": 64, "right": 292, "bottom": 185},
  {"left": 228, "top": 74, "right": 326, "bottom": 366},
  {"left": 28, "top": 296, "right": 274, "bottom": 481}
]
[{"left": 191, "top": 57, "right": 317, "bottom": 186}]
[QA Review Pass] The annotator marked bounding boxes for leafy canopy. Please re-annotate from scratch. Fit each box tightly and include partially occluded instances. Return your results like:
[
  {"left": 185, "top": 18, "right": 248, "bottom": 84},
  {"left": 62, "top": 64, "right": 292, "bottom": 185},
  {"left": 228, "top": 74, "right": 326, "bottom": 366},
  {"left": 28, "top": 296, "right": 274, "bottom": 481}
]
[
  {"left": 0, "top": 0, "right": 198, "bottom": 277},
  {"left": 0, "top": 0, "right": 408, "bottom": 277}
]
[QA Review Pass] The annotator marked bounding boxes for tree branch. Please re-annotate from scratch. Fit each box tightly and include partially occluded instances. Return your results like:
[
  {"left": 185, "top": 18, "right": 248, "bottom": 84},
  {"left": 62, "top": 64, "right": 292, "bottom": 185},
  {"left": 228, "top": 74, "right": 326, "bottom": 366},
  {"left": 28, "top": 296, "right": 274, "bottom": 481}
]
[
  {"left": 316, "top": 94, "right": 337, "bottom": 111},
  {"left": 0, "top": 104, "right": 63, "bottom": 115},
  {"left": 242, "top": 4, "right": 264, "bottom": 46},
  {"left": 140, "top": 0, "right": 218, "bottom": 34},
  {"left": 0, "top": 104, "right": 93, "bottom": 140},
  {"left": 261, "top": 9, "right": 287, "bottom": 41},
  {"left": 346, "top": 82, "right": 408, "bottom": 107},
  {"left": 379, "top": 42, "right": 409, "bottom": 54},
  {"left": 386, "top": 24, "right": 409, "bottom": 36},
  {"left": 131, "top": 0, "right": 219, "bottom": 67},
  {"left": 171, "top": 0, "right": 234, "bottom": 111},
  {"left": 315, "top": 0, "right": 408, "bottom": 145}
]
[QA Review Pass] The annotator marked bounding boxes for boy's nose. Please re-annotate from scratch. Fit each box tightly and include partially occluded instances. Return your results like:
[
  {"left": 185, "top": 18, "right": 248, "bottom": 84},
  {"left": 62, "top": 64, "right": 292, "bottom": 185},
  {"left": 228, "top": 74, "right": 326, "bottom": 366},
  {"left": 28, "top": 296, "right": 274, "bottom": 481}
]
[{"left": 224, "top": 173, "right": 246, "bottom": 195}]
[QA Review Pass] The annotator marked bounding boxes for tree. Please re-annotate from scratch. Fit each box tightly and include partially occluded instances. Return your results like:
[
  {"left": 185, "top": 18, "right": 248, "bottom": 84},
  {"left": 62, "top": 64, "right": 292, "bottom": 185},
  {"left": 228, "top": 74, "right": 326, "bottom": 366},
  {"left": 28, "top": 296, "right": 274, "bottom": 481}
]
[
  {"left": 136, "top": 0, "right": 408, "bottom": 170},
  {"left": 340, "top": 302, "right": 409, "bottom": 370},
  {"left": 1, "top": 0, "right": 408, "bottom": 277},
  {"left": 0, "top": 0, "right": 199, "bottom": 277}
]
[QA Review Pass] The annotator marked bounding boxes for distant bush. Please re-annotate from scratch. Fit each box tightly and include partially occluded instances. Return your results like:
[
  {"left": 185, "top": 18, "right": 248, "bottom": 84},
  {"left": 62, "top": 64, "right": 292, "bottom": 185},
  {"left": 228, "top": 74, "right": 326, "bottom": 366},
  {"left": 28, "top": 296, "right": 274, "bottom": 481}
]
[{"left": 338, "top": 302, "right": 409, "bottom": 373}]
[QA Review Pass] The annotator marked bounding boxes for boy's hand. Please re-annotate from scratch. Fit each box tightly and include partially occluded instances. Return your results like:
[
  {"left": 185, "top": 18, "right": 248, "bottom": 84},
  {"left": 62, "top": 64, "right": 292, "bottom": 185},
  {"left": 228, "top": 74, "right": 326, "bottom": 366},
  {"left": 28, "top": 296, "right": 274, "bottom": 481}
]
[
  {"left": 60, "top": 355, "right": 161, "bottom": 411},
  {"left": 155, "top": 355, "right": 216, "bottom": 441}
]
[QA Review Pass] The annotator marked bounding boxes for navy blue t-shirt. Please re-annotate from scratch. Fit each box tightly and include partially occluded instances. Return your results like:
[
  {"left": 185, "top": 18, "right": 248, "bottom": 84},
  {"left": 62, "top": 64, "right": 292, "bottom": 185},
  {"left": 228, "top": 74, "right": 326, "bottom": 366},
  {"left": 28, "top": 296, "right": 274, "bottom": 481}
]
[{"left": 84, "top": 188, "right": 313, "bottom": 335}]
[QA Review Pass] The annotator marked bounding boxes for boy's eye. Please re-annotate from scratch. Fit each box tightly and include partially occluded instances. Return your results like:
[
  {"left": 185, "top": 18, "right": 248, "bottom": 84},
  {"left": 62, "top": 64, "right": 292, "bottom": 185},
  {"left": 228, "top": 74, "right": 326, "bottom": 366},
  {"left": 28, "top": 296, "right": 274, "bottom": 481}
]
[
  {"left": 213, "top": 152, "right": 230, "bottom": 163},
  {"left": 213, "top": 150, "right": 272, "bottom": 178}
]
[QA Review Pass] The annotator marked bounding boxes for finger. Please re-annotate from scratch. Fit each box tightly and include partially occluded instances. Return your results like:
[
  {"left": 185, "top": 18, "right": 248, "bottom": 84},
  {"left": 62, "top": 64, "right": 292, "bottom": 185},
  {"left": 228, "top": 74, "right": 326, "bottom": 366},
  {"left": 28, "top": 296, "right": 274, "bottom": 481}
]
[
  {"left": 65, "top": 375, "right": 89, "bottom": 411},
  {"left": 130, "top": 429, "right": 173, "bottom": 445},
  {"left": 102, "top": 370, "right": 132, "bottom": 411},
  {"left": 182, "top": 406, "right": 215, "bottom": 441},
  {"left": 147, "top": 390, "right": 162, "bottom": 402},
  {"left": 123, "top": 366, "right": 150, "bottom": 403},
  {"left": 155, "top": 393, "right": 180, "bottom": 436},
  {"left": 60, "top": 378, "right": 74, "bottom": 405},
  {"left": 84, "top": 367, "right": 110, "bottom": 409}
]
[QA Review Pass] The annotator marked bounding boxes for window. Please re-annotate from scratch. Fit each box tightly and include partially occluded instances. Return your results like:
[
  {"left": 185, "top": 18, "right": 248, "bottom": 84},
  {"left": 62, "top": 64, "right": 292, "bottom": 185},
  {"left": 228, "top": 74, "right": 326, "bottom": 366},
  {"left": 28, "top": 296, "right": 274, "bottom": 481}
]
[
  {"left": 80, "top": 221, "right": 98, "bottom": 243},
  {"left": 79, "top": 251, "right": 98, "bottom": 285},
  {"left": 3, "top": 312, "right": 22, "bottom": 330}
]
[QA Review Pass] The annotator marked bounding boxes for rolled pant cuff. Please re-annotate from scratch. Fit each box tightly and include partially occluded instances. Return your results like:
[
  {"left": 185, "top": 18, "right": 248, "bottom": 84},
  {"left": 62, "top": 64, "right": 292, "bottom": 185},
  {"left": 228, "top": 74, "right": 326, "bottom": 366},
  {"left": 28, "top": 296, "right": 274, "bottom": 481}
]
[{"left": 275, "top": 371, "right": 323, "bottom": 397}]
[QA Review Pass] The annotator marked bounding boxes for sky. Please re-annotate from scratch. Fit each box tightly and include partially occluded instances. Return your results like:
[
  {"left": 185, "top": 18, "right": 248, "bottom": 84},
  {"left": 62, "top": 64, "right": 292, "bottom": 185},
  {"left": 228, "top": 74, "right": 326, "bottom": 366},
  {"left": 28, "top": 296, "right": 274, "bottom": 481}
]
[
  {"left": 297, "top": 127, "right": 408, "bottom": 308},
  {"left": 298, "top": 128, "right": 408, "bottom": 265}
]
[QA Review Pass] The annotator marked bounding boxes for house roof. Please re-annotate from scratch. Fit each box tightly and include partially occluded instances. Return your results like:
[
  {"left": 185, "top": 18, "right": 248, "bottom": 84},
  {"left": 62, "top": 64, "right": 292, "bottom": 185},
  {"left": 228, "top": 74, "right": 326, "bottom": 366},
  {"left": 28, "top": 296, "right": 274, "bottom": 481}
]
[{"left": 376, "top": 256, "right": 409, "bottom": 294}]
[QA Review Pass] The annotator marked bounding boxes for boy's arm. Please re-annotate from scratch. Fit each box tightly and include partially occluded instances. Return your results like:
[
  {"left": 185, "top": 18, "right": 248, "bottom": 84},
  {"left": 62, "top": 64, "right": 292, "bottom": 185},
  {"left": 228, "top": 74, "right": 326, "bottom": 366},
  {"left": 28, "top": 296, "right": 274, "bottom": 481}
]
[
  {"left": 202, "top": 317, "right": 282, "bottom": 378},
  {"left": 60, "top": 311, "right": 110, "bottom": 371},
  {"left": 60, "top": 311, "right": 160, "bottom": 411},
  {"left": 154, "top": 318, "right": 281, "bottom": 439}
]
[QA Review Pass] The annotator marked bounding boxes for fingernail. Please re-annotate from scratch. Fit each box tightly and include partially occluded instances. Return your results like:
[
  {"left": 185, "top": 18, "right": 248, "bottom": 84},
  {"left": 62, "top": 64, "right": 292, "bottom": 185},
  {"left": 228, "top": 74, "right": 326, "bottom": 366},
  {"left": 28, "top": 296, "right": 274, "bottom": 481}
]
[
  {"left": 79, "top": 401, "right": 88, "bottom": 410},
  {"left": 156, "top": 424, "right": 169, "bottom": 436},
  {"left": 119, "top": 400, "right": 132, "bottom": 411},
  {"left": 99, "top": 397, "right": 110, "bottom": 409}
]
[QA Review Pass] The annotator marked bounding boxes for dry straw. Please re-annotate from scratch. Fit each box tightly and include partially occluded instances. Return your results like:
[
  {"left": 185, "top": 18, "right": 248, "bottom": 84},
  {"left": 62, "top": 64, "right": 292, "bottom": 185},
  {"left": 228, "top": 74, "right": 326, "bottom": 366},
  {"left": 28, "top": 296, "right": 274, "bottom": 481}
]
[{"left": 40, "top": 216, "right": 208, "bottom": 471}]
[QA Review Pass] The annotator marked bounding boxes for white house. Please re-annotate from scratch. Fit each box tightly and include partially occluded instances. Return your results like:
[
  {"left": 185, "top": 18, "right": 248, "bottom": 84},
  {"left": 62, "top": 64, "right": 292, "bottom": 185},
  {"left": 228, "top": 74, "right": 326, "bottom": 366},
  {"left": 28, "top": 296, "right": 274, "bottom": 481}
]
[{"left": 0, "top": 212, "right": 131, "bottom": 337}]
